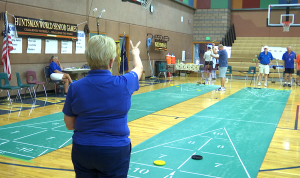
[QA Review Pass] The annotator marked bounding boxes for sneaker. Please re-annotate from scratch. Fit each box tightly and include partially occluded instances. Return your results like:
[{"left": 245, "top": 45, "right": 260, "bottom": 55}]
[
  {"left": 217, "top": 87, "right": 222, "bottom": 91},
  {"left": 264, "top": 83, "right": 267, "bottom": 87},
  {"left": 288, "top": 84, "right": 291, "bottom": 87},
  {"left": 283, "top": 83, "right": 287, "bottom": 87},
  {"left": 258, "top": 82, "right": 261, "bottom": 86},
  {"left": 221, "top": 87, "right": 226, "bottom": 91}
]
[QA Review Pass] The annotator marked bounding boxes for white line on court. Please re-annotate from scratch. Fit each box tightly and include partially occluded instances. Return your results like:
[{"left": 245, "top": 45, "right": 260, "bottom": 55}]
[
  {"left": 179, "top": 170, "right": 221, "bottom": 178},
  {"left": 59, "top": 137, "right": 72, "bottom": 148},
  {"left": 130, "top": 162, "right": 173, "bottom": 170},
  {"left": 0, "top": 150, "right": 35, "bottom": 159},
  {"left": 198, "top": 138, "right": 212, "bottom": 150},
  {"left": 127, "top": 175, "right": 141, "bottom": 178},
  {"left": 224, "top": 97, "right": 287, "bottom": 104},
  {"left": 13, "top": 141, "right": 56, "bottom": 150},
  {"left": 0, "top": 141, "right": 8, "bottom": 146},
  {"left": 177, "top": 152, "right": 195, "bottom": 169},
  {"left": 38, "top": 149, "right": 49, "bottom": 157},
  {"left": 131, "top": 128, "right": 223, "bottom": 154},
  {"left": 0, "top": 138, "right": 9, "bottom": 142},
  {"left": 193, "top": 115, "right": 277, "bottom": 125},
  {"left": 224, "top": 127, "right": 251, "bottom": 178},
  {"left": 201, "top": 151, "right": 234, "bottom": 158},
  {"left": 163, "top": 146, "right": 194, "bottom": 151},
  {"left": 51, "top": 130, "right": 73, "bottom": 134},
  {"left": 13, "top": 130, "right": 48, "bottom": 141}
]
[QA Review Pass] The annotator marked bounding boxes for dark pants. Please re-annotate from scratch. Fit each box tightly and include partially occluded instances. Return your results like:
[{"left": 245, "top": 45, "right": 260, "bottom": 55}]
[{"left": 72, "top": 142, "right": 131, "bottom": 178}]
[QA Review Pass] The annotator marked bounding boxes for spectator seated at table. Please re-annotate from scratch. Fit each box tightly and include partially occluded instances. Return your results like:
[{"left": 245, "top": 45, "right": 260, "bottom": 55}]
[{"left": 49, "top": 55, "right": 73, "bottom": 94}]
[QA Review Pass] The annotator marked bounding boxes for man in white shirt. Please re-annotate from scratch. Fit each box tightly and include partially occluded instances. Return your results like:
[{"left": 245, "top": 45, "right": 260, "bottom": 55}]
[{"left": 203, "top": 47, "right": 212, "bottom": 80}]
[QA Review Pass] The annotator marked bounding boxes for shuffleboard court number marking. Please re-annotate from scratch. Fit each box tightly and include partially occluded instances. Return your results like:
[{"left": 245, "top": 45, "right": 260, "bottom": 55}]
[
  {"left": 159, "top": 154, "right": 167, "bottom": 158},
  {"left": 46, "top": 137, "right": 55, "bottom": 140},
  {"left": 188, "top": 141, "right": 195, "bottom": 144},
  {"left": 217, "top": 145, "right": 224, "bottom": 149},
  {"left": 17, "top": 147, "right": 33, "bottom": 152},
  {"left": 213, "top": 132, "right": 223, "bottom": 135},
  {"left": 215, "top": 163, "right": 223, "bottom": 167},
  {"left": 11, "top": 131, "right": 20, "bottom": 134},
  {"left": 132, "top": 168, "right": 149, "bottom": 174}
]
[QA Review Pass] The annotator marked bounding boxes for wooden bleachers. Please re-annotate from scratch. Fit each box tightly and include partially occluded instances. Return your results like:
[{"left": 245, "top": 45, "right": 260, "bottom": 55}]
[{"left": 228, "top": 37, "right": 300, "bottom": 80}]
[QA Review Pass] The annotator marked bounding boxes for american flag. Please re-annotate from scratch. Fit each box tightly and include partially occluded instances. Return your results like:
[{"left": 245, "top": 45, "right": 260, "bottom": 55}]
[{"left": 1, "top": 12, "right": 13, "bottom": 80}]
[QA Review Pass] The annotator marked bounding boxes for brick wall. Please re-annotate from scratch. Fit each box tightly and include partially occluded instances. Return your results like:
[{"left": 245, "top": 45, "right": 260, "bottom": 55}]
[{"left": 193, "top": 9, "right": 231, "bottom": 42}]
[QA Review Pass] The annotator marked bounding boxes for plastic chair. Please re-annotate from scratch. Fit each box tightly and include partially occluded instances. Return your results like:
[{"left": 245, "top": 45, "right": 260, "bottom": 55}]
[
  {"left": 226, "top": 66, "right": 232, "bottom": 81},
  {"left": 16, "top": 72, "right": 36, "bottom": 99},
  {"left": 245, "top": 66, "right": 256, "bottom": 82},
  {"left": 44, "top": 66, "right": 64, "bottom": 95},
  {"left": 157, "top": 62, "right": 169, "bottom": 78},
  {"left": 27, "top": 70, "right": 47, "bottom": 97},
  {"left": 0, "top": 73, "right": 22, "bottom": 105}
]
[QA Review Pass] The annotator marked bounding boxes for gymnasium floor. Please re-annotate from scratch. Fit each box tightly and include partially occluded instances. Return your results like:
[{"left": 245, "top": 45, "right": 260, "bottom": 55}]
[{"left": 0, "top": 76, "right": 299, "bottom": 178}]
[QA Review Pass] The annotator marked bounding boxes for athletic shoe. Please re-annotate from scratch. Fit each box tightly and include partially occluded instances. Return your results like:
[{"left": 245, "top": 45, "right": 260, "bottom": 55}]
[
  {"left": 288, "top": 84, "right": 291, "bottom": 87},
  {"left": 216, "top": 87, "right": 222, "bottom": 91},
  {"left": 264, "top": 83, "right": 267, "bottom": 87},
  {"left": 258, "top": 82, "right": 261, "bottom": 86},
  {"left": 283, "top": 83, "right": 287, "bottom": 87},
  {"left": 221, "top": 87, "right": 226, "bottom": 91}
]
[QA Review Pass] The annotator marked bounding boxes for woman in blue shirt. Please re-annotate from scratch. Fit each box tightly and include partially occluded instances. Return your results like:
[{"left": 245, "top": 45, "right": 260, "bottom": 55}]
[
  {"left": 63, "top": 35, "right": 143, "bottom": 178},
  {"left": 49, "top": 55, "right": 73, "bottom": 94}
]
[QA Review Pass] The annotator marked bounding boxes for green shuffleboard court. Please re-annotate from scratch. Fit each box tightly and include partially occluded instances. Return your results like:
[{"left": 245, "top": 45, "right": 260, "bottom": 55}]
[
  {"left": 0, "top": 112, "right": 71, "bottom": 161},
  {"left": 128, "top": 84, "right": 219, "bottom": 122},
  {"left": 128, "top": 88, "right": 291, "bottom": 178},
  {"left": 0, "top": 84, "right": 218, "bottom": 161}
]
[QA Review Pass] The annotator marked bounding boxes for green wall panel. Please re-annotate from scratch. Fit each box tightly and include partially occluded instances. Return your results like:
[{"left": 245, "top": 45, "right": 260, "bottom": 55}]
[
  {"left": 260, "top": 0, "right": 279, "bottom": 8},
  {"left": 211, "top": 0, "right": 229, "bottom": 9},
  {"left": 183, "top": 0, "right": 189, "bottom": 4}
]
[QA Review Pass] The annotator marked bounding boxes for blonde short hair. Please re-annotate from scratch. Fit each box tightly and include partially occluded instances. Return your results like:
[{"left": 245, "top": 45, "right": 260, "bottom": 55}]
[
  {"left": 218, "top": 44, "right": 224, "bottom": 48},
  {"left": 85, "top": 35, "right": 116, "bottom": 70}
]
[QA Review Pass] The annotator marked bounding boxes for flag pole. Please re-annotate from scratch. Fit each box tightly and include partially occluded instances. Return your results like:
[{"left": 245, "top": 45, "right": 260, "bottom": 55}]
[{"left": 5, "top": 11, "right": 9, "bottom": 77}]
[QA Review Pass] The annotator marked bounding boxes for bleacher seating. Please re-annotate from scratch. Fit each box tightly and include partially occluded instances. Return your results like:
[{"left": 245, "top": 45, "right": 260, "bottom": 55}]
[{"left": 227, "top": 37, "right": 300, "bottom": 80}]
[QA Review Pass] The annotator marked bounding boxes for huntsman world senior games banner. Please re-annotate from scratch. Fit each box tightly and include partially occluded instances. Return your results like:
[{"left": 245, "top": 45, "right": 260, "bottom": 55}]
[{"left": 14, "top": 16, "right": 78, "bottom": 41}]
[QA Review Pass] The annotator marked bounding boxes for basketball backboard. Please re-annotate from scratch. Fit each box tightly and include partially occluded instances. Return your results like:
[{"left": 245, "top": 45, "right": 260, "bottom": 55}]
[
  {"left": 267, "top": 3, "right": 300, "bottom": 27},
  {"left": 121, "top": 0, "right": 142, "bottom": 5}
]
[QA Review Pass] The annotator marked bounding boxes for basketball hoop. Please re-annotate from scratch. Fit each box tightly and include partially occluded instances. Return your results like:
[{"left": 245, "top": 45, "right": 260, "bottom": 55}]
[
  {"left": 282, "top": 21, "right": 291, "bottom": 32},
  {"left": 141, "top": 0, "right": 152, "bottom": 10}
]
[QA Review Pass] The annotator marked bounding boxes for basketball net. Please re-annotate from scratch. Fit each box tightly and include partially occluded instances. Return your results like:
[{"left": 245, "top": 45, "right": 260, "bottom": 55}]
[
  {"left": 282, "top": 21, "right": 291, "bottom": 32},
  {"left": 141, "top": 0, "right": 152, "bottom": 10}
]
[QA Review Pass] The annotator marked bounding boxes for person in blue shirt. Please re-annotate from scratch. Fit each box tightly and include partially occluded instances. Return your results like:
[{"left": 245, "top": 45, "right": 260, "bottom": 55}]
[
  {"left": 282, "top": 46, "right": 297, "bottom": 87},
  {"left": 49, "top": 55, "right": 73, "bottom": 94},
  {"left": 211, "top": 43, "right": 228, "bottom": 91},
  {"left": 63, "top": 35, "right": 143, "bottom": 178},
  {"left": 256, "top": 46, "right": 274, "bottom": 87}
]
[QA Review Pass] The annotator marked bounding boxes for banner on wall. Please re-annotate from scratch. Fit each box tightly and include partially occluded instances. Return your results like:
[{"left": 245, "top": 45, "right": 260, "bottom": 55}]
[
  {"left": 8, "top": 23, "right": 22, "bottom": 53},
  {"left": 75, "top": 31, "right": 85, "bottom": 54},
  {"left": 61, "top": 40, "right": 72, "bottom": 54},
  {"left": 14, "top": 16, "right": 78, "bottom": 41},
  {"left": 27, "top": 38, "right": 41, "bottom": 53}
]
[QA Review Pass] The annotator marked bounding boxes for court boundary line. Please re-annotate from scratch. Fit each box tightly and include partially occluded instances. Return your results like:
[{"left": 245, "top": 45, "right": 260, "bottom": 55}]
[
  {"left": 0, "top": 161, "right": 74, "bottom": 171},
  {"left": 295, "top": 105, "right": 299, "bottom": 130},
  {"left": 224, "top": 127, "right": 251, "bottom": 178},
  {"left": 259, "top": 165, "right": 300, "bottom": 172}
]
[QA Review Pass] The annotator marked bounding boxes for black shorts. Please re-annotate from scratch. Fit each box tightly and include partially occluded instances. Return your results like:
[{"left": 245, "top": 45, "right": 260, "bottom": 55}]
[
  {"left": 205, "top": 61, "right": 213, "bottom": 66},
  {"left": 297, "top": 70, "right": 300, "bottom": 75},
  {"left": 284, "top": 68, "right": 294, "bottom": 74}
]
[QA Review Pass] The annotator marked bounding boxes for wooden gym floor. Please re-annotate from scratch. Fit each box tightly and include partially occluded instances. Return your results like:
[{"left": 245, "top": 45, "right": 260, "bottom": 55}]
[{"left": 0, "top": 76, "right": 299, "bottom": 178}]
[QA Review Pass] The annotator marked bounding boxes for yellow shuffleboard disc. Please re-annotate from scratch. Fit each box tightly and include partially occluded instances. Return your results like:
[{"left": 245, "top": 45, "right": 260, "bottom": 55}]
[{"left": 153, "top": 160, "right": 165, "bottom": 166}]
